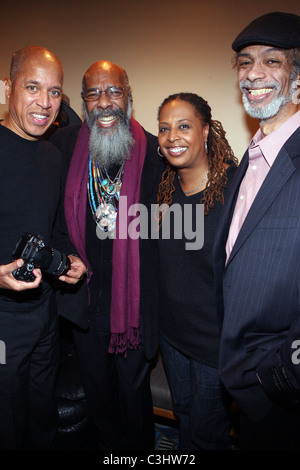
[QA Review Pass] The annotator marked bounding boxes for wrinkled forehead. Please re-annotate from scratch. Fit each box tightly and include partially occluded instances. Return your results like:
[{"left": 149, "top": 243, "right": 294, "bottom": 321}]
[
  {"left": 84, "top": 66, "right": 127, "bottom": 90},
  {"left": 15, "top": 54, "right": 63, "bottom": 84},
  {"left": 238, "top": 44, "right": 290, "bottom": 57}
]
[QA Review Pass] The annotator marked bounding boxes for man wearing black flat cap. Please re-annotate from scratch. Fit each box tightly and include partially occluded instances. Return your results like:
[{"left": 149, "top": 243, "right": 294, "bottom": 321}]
[{"left": 214, "top": 12, "right": 300, "bottom": 449}]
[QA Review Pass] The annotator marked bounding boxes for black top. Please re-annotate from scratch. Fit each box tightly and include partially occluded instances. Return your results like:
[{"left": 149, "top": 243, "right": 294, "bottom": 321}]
[
  {"left": 157, "top": 164, "right": 237, "bottom": 367},
  {"left": 0, "top": 125, "right": 70, "bottom": 311}
]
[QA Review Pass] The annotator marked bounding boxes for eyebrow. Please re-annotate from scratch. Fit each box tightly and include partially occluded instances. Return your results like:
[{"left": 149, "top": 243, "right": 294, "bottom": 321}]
[
  {"left": 23, "top": 79, "right": 39, "bottom": 85},
  {"left": 85, "top": 85, "right": 122, "bottom": 91},
  {"left": 159, "top": 118, "right": 192, "bottom": 124},
  {"left": 24, "top": 80, "right": 62, "bottom": 90}
]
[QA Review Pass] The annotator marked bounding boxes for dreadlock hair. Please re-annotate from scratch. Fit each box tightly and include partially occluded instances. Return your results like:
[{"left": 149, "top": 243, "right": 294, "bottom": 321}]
[{"left": 156, "top": 93, "right": 238, "bottom": 222}]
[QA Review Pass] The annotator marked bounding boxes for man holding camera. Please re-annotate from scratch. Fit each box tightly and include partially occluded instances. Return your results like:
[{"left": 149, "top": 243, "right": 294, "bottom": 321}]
[{"left": 0, "top": 46, "right": 87, "bottom": 450}]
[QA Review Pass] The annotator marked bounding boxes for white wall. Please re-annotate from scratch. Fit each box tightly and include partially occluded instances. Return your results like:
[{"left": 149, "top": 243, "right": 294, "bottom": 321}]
[{"left": 1, "top": 0, "right": 299, "bottom": 158}]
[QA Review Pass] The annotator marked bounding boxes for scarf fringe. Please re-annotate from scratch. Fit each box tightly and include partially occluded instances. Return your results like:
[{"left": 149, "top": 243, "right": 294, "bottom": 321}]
[{"left": 108, "top": 327, "right": 140, "bottom": 356}]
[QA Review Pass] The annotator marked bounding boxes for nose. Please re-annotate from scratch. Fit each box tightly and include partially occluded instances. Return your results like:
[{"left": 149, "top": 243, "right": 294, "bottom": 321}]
[
  {"left": 37, "top": 89, "right": 51, "bottom": 109},
  {"left": 96, "top": 92, "right": 112, "bottom": 110},
  {"left": 168, "top": 127, "right": 179, "bottom": 142},
  {"left": 245, "top": 61, "right": 266, "bottom": 82}
]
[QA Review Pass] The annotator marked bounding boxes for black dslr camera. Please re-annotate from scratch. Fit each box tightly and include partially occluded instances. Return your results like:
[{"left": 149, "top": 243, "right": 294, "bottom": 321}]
[{"left": 12, "top": 233, "right": 70, "bottom": 282}]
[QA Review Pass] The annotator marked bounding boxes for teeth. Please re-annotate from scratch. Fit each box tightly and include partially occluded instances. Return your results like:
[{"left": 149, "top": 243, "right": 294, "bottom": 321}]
[
  {"left": 249, "top": 88, "right": 272, "bottom": 96},
  {"left": 169, "top": 147, "right": 187, "bottom": 153},
  {"left": 32, "top": 114, "right": 47, "bottom": 120},
  {"left": 99, "top": 115, "right": 116, "bottom": 122}
]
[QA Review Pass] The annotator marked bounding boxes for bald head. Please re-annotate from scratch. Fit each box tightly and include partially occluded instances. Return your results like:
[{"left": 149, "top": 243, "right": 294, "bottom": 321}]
[
  {"left": 82, "top": 60, "right": 129, "bottom": 93},
  {"left": 10, "top": 46, "right": 63, "bottom": 84}
]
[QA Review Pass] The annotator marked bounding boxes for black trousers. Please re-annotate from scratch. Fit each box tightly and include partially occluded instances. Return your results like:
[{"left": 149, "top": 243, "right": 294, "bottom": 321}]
[
  {"left": 73, "top": 311, "right": 154, "bottom": 450},
  {"left": 0, "top": 293, "right": 59, "bottom": 450}
]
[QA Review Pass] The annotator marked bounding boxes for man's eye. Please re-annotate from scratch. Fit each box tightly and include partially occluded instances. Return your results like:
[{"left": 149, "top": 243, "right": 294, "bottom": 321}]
[
  {"left": 51, "top": 90, "right": 62, "bottom": 97},
  {"left": 27, "top": 85, "right": 37, "bottom": 92},
  {"left": 237, "top": 60, "right": 252, "bottom": 68},
  {"left": 265, "top": 59, "right": 281, "bottom": 66},
  {"left": 87, "top": 92, "right": 97, "bottom": 99},
  {"left": 109, "top": 90, "right": 122, "bottom": 98}
]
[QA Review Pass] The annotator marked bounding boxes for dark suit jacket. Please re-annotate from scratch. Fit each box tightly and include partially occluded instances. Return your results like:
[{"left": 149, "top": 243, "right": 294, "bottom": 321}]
[{"left": 213, "top": 126, "right": 300, "bottom": 421}]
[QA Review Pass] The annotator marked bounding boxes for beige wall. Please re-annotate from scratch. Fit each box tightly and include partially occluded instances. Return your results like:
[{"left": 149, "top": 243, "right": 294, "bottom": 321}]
[{"left": 1, "top": 0, "right": 299, "bottom": 158}]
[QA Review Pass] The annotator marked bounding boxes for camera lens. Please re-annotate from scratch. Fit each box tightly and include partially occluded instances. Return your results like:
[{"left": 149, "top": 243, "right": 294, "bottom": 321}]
[{"left": 44, "top": 248, "right": 70, "bottom": 277}]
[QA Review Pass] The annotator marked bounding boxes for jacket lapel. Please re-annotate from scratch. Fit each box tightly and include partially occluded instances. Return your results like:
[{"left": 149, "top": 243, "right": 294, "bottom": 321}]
[{"left": 214, "top": 151, "right": 248, "bottom": 265}]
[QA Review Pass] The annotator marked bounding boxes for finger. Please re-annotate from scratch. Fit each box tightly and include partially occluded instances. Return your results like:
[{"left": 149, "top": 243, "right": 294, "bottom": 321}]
[
  {"left": 5, "top": 258, "right": 24, "bottom": 275},
  {"left": 58, "top": 275, "right": 77, "bottom": 284}
]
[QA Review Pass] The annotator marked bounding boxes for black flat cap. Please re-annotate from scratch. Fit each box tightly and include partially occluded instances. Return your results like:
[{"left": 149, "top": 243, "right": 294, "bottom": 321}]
[{"left": 232, "top": 11, "right": 300, "bottom": 52}]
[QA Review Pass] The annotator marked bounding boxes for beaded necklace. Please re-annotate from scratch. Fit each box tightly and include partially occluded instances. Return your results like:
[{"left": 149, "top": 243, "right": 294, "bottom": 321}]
[{"left": 87, "top": 155, "right": 124, "bottom": 238}]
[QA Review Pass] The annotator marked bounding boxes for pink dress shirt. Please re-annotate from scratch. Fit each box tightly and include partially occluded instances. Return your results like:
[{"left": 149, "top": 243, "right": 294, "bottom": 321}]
[{"left": 226, "top": 110, "right": 300, "bottom": 262}]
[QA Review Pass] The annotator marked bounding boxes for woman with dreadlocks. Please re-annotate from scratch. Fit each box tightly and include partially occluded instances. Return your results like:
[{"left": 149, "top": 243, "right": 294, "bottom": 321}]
[{"left": 155, "top": 93, "right": 238, "bottom": 450}]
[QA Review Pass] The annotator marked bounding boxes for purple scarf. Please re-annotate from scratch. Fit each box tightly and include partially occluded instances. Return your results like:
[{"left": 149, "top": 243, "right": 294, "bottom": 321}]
[{"left": 64, "top": 118, "right": 147, "bottom": 354}]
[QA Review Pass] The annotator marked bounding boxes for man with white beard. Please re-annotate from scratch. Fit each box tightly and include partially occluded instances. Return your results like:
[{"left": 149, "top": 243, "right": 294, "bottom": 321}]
[
  {"left": 51, "top": 61, "right": 163, "bottom": 450},
  {"left": 213, "top": 12, "right": 300, "bottom": 449}
]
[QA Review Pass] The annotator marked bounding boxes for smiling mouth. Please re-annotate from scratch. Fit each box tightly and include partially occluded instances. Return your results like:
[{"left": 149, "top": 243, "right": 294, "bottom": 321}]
[
  {"left": 97, "top": 115, "right": 118, "bottom": 127},
  {"left": 248, "top": 88, "right": 273, "bottom": 96},
  {"left": 31, "top": 113, "right": 49, "bottom": 123},
  {"left": 168, "top": 146, "right": 187, "bottom": 156},
  {"left": 244, "top": 88, "right": 275, "bottom": 103}
]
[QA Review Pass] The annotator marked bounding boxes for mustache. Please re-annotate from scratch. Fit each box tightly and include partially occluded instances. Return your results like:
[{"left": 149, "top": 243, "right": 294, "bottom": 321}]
[
  {"left": 92, "top": 108, "right": 123, "bottom": 118},
  {"left": 87, "top": 107, "right": 127, "bottom": 128}
]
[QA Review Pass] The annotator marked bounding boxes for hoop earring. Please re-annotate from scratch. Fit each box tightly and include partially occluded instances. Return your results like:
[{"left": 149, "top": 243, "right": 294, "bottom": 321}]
[
  {"left": 205, "top": 142, "right": 208, "bottom": 153},
  {"left": 157, "top": 146, "right": 164, "bottom": 158}
]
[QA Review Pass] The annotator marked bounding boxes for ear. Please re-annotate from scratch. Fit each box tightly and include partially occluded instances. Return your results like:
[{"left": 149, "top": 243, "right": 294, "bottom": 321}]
[
  {"left": 295, "top": 74, "right": 300, "bottom": 105},
  {"left": 203, "top": 122, "right": 209, "bottom": 142},
  {"left": 4, "top": 78, "right": 12, "bottom": 99}
]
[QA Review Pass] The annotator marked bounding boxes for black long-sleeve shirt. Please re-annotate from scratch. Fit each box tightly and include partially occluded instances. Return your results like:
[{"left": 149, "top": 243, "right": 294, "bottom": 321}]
[
  {"left": 0, "top": 125, "right": 72, "bottom": 311},
  {"left": 158, "top": 164, "right": 237, "bottom": 367}
]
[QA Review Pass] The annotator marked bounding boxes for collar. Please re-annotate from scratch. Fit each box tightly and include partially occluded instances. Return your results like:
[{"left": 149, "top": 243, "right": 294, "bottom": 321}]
[{"left": 249, "top": 110, "right": 300, "bottom": 167}]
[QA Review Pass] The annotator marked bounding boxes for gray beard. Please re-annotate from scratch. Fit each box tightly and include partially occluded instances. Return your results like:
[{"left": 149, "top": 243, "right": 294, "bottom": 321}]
[
  {"left": 85, "top": 106, "right": 134, "bottom": 169},
  {"left": 240, "top": 70, "right": 297, "bottom": 121}
]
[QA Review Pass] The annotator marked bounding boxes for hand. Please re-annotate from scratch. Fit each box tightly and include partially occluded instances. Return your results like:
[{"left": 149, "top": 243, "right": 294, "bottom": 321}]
[
  {"left": 58, "top": 255, "right": 87, "bottom": 285},
  {"left": 0, "top": 259, "right": 42, "bottom": 291}
]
